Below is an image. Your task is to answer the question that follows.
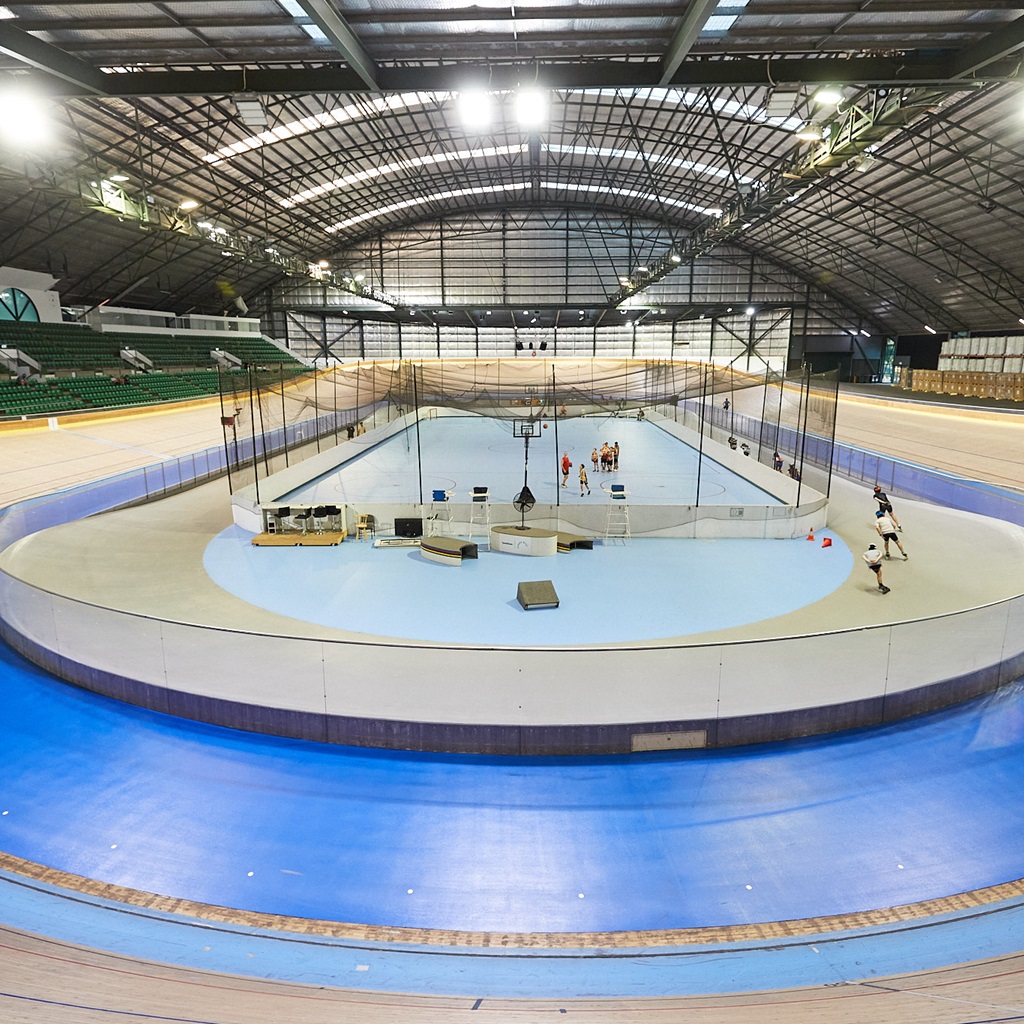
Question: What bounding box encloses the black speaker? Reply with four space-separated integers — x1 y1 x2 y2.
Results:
395 517 423 538
517 580 559 610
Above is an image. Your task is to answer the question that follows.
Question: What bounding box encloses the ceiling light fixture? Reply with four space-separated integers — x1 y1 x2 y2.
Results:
0 86 53 150
179 199 200 211
812 86 843 106
745 306 755 316
795 121 823 142
924 325 937 334
670 253 682 263
456 88 494 130
108 173 130 182
515 87 548 128
317 259 330 268
234 93 268 129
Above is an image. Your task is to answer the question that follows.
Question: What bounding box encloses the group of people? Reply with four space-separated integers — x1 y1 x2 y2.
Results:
862 485 907 594
592 441 619 474
560 440 620 496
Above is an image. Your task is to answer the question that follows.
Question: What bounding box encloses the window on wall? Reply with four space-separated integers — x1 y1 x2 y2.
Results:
0 287 40 322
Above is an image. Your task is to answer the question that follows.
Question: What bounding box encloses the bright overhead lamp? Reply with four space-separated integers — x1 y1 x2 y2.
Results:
636 266 648 274
197 221 213 229
317 259 330 268
745 306 755 316
860 329 870 337
924 325 937 334
812 86 843 106
456 88 494 130
0 86 53 151
1018 317 1024 326
515 87 548 128
795 121 823 142
108 173 130 182
179 199 200 211
670 253 682 263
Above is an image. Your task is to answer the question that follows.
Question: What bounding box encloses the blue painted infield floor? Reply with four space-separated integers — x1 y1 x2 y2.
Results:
204 526 852 643
281 416 781 507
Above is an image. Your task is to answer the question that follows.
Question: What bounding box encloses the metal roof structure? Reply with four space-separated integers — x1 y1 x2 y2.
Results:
1 0 1023 334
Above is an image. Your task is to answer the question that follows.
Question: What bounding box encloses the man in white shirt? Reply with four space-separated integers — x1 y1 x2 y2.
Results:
863 544 890 593
875 510 908 560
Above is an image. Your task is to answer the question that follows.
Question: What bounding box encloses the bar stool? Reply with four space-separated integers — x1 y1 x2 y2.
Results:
293 507 313 535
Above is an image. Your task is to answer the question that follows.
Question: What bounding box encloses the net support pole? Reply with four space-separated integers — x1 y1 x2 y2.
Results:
757 359 771 460
247 365 261 504
217 363 234 493
695 361 707 508
256 371 271 476
825 369 840 498
412 361 424 506
279 363 290 468
552 365 560 508
313 359 321 454
796 363 811 506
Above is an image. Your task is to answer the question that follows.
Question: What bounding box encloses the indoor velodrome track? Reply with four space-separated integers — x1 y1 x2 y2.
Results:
1 385 1024 1023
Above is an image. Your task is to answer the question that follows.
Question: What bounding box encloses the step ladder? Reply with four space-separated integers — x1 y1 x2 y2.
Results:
468 486 491 548
427 488 454 537
605 484 631 542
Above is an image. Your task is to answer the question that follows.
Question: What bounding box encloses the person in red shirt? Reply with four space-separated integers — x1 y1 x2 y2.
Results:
561 451 571 488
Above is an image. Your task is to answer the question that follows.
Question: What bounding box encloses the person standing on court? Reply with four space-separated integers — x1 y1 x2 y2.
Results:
872 485 903 530
613 441 619 471
591 447 598 473
863 544 890 593
561 451 571 488
579 461 590 496
875 509 908 559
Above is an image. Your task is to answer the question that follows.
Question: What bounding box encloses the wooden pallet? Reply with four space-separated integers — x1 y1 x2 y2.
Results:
251 530 347 547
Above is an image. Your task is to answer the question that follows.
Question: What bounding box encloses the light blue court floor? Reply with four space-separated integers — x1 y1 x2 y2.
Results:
3 632 1024 995
281 415 780 506
204 526 852 643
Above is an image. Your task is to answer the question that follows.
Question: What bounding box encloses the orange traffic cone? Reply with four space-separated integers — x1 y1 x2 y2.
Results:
821 537 832 548
806 530 815 541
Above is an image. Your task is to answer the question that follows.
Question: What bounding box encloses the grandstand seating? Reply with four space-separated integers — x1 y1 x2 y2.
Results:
0 321 306 418
0 321 302 374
